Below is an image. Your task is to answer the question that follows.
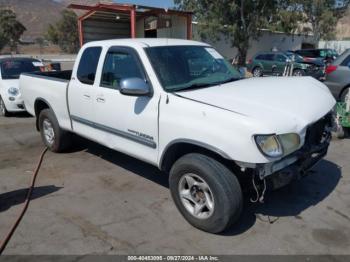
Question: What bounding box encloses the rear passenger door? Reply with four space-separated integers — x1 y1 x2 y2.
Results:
68 46 102 138
92 46 159 164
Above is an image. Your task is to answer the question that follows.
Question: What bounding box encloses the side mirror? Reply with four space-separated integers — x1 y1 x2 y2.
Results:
120 77 151 96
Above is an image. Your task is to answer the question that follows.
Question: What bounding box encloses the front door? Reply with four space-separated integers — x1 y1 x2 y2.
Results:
262 54 275 75
273 54 288 76
92 46 159 164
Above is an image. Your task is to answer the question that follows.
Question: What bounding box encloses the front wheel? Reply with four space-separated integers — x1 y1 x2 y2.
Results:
169 153 243 233
252 67 263 77
0 97 10 117
292 69 305 76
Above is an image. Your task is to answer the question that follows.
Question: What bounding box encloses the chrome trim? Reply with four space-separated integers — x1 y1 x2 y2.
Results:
71 115 157 149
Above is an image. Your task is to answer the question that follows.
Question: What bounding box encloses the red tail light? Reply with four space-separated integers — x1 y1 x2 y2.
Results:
325 65 338 74
248 59 252 64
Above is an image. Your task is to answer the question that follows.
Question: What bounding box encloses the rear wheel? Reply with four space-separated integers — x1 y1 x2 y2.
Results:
0 97 10 117
39 109 71 152
252 67 263 77
169 153 243 233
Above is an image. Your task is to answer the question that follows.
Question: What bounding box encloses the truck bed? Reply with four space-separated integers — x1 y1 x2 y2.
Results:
22 70 72 82
20 71 72 131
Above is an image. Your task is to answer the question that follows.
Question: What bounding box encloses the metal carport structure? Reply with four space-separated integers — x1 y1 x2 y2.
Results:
68 3 193 46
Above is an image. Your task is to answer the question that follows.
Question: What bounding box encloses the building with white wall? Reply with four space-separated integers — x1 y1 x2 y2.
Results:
193 25 316 62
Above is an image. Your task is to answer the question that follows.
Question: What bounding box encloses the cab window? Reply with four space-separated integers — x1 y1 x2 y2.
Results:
101 50 144 89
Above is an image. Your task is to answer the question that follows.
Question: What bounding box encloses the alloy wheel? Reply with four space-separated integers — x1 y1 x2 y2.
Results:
178 173 215 219
43 119 55 145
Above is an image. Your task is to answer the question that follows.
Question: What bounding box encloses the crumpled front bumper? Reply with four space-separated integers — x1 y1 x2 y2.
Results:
256 111 332 189
258 133 330 176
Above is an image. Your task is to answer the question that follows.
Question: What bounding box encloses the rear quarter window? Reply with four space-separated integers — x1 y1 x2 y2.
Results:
340 54 350 67
77 46 102 85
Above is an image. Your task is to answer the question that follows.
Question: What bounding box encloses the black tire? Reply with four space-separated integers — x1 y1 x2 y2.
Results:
292 69 305 76
169 153 243 233
252 66 263 77
38 109 71 152
0 96 10 117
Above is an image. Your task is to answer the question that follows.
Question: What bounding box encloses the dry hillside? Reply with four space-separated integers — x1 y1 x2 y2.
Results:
337 8 350 40
0 0 112 42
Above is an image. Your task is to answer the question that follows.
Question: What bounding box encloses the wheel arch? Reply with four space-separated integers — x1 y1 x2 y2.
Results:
159 139 241 174
339 85 350 101
34 98 53 131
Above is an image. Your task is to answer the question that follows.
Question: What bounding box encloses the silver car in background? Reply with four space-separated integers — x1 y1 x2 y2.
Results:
324 49 350 101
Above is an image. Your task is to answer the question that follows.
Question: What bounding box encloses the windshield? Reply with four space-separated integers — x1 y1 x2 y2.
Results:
1 60 40 79
146 46 241 92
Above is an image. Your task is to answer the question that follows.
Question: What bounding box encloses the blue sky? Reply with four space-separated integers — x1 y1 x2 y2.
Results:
114 0 175 8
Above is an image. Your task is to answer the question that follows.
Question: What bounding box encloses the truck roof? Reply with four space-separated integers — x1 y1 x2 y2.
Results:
83 38 210 48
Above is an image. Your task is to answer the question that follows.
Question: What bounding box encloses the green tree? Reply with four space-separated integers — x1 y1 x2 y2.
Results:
297 0 350 42
175 0 279 65
45 9 79 53
269 0 304 34
0 9 26 52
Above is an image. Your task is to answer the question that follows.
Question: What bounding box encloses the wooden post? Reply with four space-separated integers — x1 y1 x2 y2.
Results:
130 8 136 38
78 19 83 47
186 14 192 40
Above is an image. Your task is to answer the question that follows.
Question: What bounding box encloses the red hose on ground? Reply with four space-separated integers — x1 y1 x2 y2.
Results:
0 147 48 255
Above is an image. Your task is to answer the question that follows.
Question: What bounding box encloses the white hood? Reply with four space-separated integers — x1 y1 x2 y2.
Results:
176 76 335 132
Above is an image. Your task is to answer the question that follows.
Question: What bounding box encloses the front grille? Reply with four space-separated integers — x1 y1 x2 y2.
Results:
304 113 332 147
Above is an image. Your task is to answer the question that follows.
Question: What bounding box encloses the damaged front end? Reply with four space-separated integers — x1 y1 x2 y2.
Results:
248 113 332 202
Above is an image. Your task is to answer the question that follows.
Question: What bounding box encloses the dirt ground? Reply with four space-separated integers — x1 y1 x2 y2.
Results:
0 115 349 255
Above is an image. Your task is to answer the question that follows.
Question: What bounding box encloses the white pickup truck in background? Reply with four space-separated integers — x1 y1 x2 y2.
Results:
20 39 336 233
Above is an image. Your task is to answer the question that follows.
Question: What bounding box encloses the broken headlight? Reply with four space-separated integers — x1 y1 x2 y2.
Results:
255 133 300 158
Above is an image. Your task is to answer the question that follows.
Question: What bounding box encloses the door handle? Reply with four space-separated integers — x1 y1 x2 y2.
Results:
83 94 91 99
96 97 105 103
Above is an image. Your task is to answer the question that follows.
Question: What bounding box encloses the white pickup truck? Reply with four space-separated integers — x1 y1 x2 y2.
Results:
20 39 335 233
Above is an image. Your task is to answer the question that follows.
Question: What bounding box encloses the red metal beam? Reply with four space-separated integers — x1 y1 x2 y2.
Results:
68 3 134 12
130 8 136 38
78 19 83 47
78 10 96 47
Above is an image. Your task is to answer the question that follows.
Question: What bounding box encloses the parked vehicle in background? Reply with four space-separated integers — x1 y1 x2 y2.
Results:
20 39 335 233
0 57 43 117
294 49 338 64
247 51 325 79
324 49 350 102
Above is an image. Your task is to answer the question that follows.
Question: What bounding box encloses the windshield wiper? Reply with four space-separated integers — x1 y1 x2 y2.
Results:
172 77 240 92
172 82 216 92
